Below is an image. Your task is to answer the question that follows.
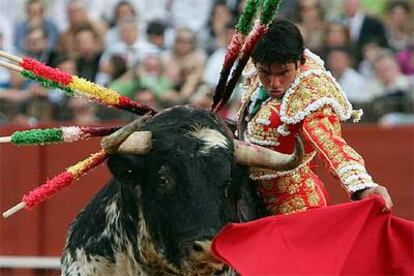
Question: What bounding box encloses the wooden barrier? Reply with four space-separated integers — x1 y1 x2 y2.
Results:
0 123 412 273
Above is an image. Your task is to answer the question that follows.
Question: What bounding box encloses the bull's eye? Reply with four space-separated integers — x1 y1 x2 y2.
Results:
158 165 175 192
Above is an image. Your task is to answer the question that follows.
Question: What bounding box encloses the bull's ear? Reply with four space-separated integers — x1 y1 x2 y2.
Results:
107 154 144 186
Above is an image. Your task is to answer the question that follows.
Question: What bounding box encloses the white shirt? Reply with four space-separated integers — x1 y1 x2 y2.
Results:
346 11 365 42
170 0 213 32
100 39 160 68
337 68 371 103
99 0 169 25
49 0 104 32
203 48 225 89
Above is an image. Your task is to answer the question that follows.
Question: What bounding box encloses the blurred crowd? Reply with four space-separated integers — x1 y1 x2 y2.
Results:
0 0 413 126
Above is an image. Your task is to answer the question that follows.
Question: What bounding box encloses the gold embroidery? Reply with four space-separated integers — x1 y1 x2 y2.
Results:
305 178 314 188
246 100 283 144
288 183 298 194
322 107 333 116
307 190 320 207
321 118 335 133
257 104 272 122
284 73 350 121
247 122 280 142
342 146 363 161
292 173 301 183
253 164 327 215
275 177 288 193
303 108 373 194
278 197 306 215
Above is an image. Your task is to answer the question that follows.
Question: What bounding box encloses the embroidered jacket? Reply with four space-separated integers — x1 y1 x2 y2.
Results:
237 50 377 214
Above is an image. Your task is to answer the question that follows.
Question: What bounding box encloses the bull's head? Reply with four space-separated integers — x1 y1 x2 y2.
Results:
101 106 303 274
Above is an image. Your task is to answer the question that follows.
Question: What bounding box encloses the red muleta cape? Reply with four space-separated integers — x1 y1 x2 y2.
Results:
212 196 414 275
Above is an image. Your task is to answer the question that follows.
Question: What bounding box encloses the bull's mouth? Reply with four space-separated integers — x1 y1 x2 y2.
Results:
182 259 229 275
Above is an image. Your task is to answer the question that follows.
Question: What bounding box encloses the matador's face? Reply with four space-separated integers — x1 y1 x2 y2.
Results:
256 61 300 99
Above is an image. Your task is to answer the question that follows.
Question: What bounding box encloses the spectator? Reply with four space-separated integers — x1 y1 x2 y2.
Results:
105 54 172 105
106 66 138 101
136 54 173 104
226 0 243 15
100 17 159 69
202 19 241 120
68 97 100 124
4 0 412 127
107 55 128 82
161 27 207 105
97 0 169 29
318 0 342 21
0 68 52 124
169 0 214 32
276 0 299 19
50 0 109 32
320 21 352 62
294 0 325 55
342 0 388 64
0 0 24 52
372 51 412 95
189 84 213 110
47 55 77 121
0 16 13 53
131 0 169 27
95 54 128 86
326 47 370 104
25 82 53 123
135 86 160 110
203 21 236 90
104 1 138 47
146 20 167 51
358 41 383 79
21 27 52 63
395 43 414 76
378 112 414 126
0 70 32 124
73 26 103 81
198 1 233 56
56 0 107 57
14 0 59 54
360 0 388 17
369 51 414 119
384 0 412 52
97 52 169 121
95 55 136 121
0 32 9 83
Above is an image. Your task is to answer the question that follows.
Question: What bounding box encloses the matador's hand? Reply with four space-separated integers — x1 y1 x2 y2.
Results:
360 185 393 212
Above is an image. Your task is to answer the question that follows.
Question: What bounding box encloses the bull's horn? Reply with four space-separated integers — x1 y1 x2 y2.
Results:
101 113 152 154
234 136 304 171
116 131 152 155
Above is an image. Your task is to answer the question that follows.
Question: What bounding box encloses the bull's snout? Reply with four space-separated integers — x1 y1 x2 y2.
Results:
189 240 211 256
187 240 224 271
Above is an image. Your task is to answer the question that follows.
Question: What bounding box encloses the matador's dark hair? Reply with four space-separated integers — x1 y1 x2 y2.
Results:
251 19 305 65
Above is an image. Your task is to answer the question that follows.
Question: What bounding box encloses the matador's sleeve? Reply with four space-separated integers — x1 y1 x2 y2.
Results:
301 106 378 195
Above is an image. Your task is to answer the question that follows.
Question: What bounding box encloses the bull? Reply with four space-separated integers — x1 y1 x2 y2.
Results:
61 106 303 275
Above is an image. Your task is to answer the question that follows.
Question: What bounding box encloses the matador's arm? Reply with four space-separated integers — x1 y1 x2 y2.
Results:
301 106 378 197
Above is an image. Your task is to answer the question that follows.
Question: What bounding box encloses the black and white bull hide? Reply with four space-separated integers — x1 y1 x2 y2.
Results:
61 106 302 275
